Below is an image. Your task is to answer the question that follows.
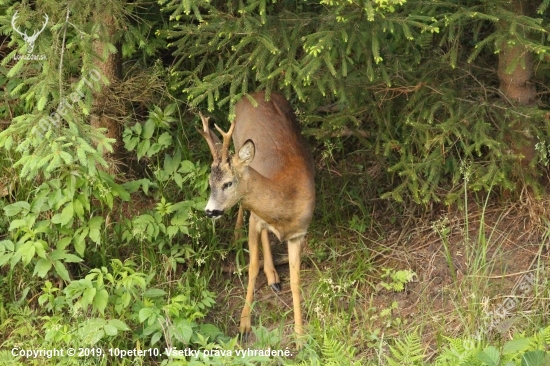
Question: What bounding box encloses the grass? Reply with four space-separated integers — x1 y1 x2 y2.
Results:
2 141 550 365
205 155 550 364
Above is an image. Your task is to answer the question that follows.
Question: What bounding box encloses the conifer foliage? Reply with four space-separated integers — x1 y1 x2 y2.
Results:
163 0 550 202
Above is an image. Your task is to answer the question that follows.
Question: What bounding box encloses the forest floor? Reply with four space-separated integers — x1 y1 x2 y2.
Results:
205 182 550 362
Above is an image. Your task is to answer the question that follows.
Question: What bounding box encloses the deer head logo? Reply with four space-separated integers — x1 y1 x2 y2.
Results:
11 11 49 54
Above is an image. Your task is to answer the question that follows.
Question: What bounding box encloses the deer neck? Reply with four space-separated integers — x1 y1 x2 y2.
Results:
239 167 293 235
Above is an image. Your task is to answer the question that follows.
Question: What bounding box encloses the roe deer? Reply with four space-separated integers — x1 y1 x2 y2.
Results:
197 91 315 339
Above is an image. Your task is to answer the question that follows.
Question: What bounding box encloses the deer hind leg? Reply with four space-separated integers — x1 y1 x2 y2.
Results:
239 214 261 335
287 237 303 336
261 228 281 292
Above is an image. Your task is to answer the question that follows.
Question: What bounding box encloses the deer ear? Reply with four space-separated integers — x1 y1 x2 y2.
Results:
238 139 255 165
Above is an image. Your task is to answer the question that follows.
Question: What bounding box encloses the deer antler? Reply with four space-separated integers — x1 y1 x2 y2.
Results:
215 120 235 163
197 112 235 163
197 112 221 161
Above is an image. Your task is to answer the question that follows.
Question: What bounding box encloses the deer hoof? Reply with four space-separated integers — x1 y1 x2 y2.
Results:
238 332 250 343
270 282 282 292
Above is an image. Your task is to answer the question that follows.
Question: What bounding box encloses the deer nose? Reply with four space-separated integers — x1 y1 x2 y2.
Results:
205 209 223 218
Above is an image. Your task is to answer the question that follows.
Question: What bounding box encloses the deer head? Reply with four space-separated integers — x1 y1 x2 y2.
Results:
197 112 253 218
11 11 49 54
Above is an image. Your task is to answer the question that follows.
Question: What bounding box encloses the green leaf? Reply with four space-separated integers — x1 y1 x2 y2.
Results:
34 258 52 277
59 202 74 226
78 320 105 346
104 324 118 336
163 103 176 116
63 254 83 263
179 160 195 173
18 241 35 265
142 119 155 139
477 346 500 366
0 240 14 252
73 227 89 256
167 225 179 237
111 183 130 201
57 236 72 250
198 324 223 339
123 179 155 194
82 287 97 308
34 241 47 258
173 173 183 188
9 219 27 231
158 132 172 147
73 199 85 219
88 216 104 244
143 288 167 298
502 338 531 355
108 319 130 331
138 307 157 325
0 253 13 266
53 260 70 281
4 201 30 216
137 139 151 160
522 350 546 366
93 289 109 315
172 319 194 344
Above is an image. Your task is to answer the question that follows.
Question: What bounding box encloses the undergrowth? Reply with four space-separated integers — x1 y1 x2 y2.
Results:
0 105 549 365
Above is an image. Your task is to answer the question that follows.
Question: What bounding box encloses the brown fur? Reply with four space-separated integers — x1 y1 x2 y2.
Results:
199 91 315 341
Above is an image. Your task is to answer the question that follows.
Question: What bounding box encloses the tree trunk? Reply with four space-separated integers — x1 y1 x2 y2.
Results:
91 9 122 173
497 0 536 164
497 0 536 104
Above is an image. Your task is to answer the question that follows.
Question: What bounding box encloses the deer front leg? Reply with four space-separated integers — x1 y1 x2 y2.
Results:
239 214 261 335
287 237 303 336
261 228 281 292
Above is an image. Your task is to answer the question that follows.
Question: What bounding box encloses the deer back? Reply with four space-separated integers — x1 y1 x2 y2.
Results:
232 91 315 239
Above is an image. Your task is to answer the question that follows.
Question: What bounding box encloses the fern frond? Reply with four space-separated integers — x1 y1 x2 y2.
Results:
385 332 424 366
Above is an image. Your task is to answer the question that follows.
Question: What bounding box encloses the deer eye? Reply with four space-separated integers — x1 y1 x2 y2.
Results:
222 182 233 190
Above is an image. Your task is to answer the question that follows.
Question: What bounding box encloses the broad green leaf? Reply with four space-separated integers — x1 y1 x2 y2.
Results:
57 236 72 250
179 160 195 173
34 241 47 258
64 254 83 263
142 119 155 139
137 139 151 160
477 346 500 366
138 307 158 325
0 253 13 266
108 319 130 331
502 338 531 355
9 219 27 231
53 260 70 281
18 241 35 265
143 288 167 298
34 258 52 277
0 239 15 252
111 183 130 201
158 132 172 147
82 287 97 308
73 199 85 219
104 323 118 336
522 350 546 366
74 227 89 256
172 323 193 344
93 289 109 315
59 202 74 226
88 216 104 244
